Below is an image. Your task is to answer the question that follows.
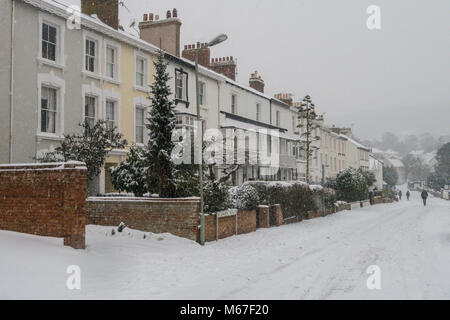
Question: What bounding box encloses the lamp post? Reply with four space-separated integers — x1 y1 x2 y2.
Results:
195 34 228 246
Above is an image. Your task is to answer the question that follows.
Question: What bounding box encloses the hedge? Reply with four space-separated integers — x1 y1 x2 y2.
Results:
244 181 336 219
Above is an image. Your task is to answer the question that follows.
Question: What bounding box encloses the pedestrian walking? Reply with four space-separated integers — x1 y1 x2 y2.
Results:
398 190 403 201
406 190 411 201
421 190 429 207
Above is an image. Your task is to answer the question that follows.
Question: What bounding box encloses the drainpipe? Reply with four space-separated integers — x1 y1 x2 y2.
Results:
9 0 15 163
216 79 221 129
269 99 272 125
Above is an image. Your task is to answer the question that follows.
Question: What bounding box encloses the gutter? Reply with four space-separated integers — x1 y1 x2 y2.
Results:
9 0 15 163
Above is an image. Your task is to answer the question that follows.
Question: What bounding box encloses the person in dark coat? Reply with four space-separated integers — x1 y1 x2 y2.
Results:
421 190 429 206
398 190 403 200
406 190 411 201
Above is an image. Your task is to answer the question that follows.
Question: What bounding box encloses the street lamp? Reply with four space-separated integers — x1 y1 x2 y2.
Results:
195 34 228 246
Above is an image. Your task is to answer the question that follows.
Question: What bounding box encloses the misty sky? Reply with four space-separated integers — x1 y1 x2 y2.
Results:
61 0 449 140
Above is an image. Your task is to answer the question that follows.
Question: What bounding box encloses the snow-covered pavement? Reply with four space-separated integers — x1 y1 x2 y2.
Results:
1 191 449 300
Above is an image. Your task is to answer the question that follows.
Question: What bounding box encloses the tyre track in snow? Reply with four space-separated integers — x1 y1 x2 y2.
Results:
218 197 450 300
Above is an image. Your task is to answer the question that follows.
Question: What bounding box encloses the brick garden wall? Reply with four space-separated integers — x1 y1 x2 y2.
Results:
86 198 200 241
204 210 257 242
0 162 87 249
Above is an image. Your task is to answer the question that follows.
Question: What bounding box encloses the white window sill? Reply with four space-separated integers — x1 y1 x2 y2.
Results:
134 85 150 94
36 133 64 142
109 149 129 156
37 57 65 70
82 71 103 81
104 77 122 86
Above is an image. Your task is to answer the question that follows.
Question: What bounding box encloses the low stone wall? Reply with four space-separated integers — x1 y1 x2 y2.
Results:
0 162 87 249
372 196 383 205
205 210 257 242
86 197 200 241
361 200 371 207
350 202 362 210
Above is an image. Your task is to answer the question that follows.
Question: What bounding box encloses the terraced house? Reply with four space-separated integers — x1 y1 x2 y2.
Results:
1 0 373 194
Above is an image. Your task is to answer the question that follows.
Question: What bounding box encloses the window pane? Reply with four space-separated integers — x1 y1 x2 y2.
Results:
43 24 49 41
106 102 114 120
41 87 57 133
85 97 95 118
107 63 114 78
107 47 114 63
88 57 95 72
48 43 56 61
89 41 95 56
136 108 144 125
106 47 115 78
49 25 56 44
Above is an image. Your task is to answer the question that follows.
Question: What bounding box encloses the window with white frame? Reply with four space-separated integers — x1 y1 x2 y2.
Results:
105 100 116 131
136 57 145 87
42 23 57 62
106 46 116 79
231 94 237 115
85 39 97 73
276 111 281 127
40 86 57 134
199 82 205 106
292 116 296 131
175 69 188 101
84 96 96 127
256 103 261 121
175 114 196 129
135 106 146 144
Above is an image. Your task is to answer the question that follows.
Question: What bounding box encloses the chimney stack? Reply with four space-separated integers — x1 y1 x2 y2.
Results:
249 71 265 93
210 56 237 81
81 0 119 30
182 43 211 68
139 8 182 56
274 93 294 106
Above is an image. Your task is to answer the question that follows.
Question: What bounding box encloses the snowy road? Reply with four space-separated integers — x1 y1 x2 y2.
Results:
1 191 450 300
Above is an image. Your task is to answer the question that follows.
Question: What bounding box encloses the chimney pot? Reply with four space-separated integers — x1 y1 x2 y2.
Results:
173 8 178 18
149 13 154 21
167 10 172 19
143 14 148 21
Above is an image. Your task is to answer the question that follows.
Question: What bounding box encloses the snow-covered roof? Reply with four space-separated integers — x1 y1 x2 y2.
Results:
340 135 371 152
387 158 404 168
369 156 383 170
221 117 301 141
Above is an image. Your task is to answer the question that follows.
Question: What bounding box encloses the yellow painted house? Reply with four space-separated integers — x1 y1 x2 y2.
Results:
97 38 157 193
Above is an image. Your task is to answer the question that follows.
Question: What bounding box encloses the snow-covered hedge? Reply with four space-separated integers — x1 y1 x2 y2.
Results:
244 181 336 219
336 168 369 202
229 184 260 211
204 181 230 214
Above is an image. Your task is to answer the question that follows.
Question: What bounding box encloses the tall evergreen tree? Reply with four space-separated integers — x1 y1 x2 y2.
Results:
146 50 177 197
297 95 320 184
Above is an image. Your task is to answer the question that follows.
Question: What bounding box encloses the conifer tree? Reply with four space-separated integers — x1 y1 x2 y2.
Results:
297 95 320 184
146 50 177 197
